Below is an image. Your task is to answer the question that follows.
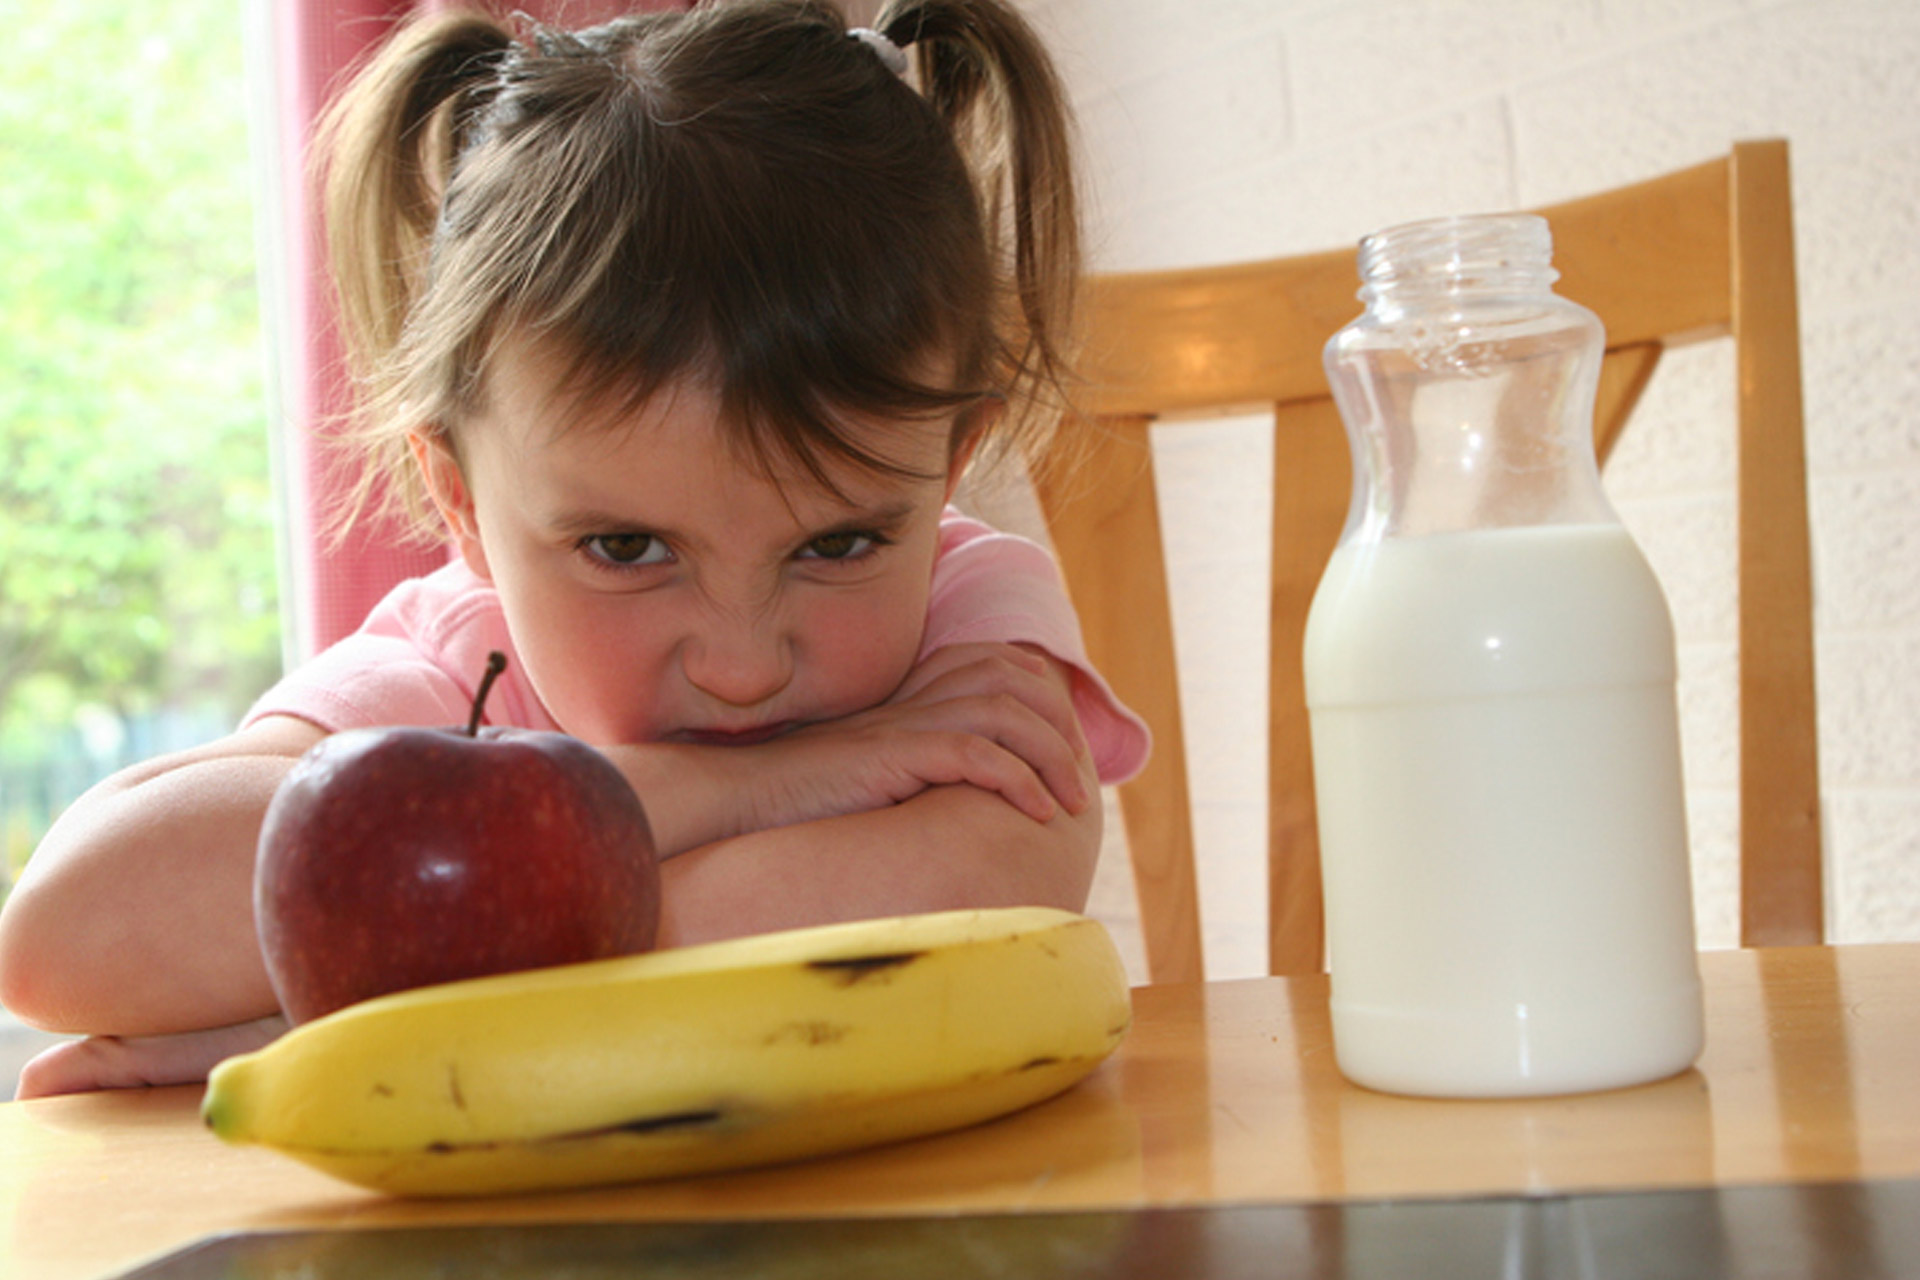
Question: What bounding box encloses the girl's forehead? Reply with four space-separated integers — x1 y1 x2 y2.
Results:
481 335 959 483
474 339 955 510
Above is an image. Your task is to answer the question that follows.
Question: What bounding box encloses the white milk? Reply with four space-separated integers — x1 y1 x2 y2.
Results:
1303 523 1704 1097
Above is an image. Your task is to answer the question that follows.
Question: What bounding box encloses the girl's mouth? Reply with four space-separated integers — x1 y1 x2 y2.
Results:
674 723 795 748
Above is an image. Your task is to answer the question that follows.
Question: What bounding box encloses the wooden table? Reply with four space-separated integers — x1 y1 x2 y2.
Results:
4 944 1917 1279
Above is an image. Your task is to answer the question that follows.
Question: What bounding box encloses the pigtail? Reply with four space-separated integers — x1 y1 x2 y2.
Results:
316 13 513 397
877 0 1082 456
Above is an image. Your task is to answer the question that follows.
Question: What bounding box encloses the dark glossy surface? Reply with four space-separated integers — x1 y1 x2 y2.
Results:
120 1180 1920 1280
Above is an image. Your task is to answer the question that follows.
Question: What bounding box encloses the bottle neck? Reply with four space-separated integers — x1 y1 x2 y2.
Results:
1358 213 1558 309
1324 213 1616 541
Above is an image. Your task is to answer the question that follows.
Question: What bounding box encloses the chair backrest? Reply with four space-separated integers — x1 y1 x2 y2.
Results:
1034 139 1821 983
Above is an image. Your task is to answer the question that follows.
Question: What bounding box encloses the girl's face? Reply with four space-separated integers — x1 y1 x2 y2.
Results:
416 340 965 747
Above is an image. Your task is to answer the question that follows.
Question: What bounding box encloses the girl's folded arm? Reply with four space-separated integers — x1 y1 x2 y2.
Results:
626 642 1105 944
0 715 326 1037
603 640 1096 861
653 753 1104 950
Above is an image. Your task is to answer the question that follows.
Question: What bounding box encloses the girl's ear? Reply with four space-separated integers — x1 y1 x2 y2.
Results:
943 398 1001 503
409 431 493 582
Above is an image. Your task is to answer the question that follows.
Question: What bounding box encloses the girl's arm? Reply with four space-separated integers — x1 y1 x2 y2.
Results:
3 646 1100 1093
0 716 327 1037
604 642 1094 859
645 644 1105 947
657 761 1102 949
13 737 1097 1100
0 645 1085 1039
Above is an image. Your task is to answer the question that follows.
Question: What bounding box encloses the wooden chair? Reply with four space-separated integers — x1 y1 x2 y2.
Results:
1035 139 1821 983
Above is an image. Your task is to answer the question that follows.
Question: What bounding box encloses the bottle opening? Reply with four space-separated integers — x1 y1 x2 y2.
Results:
1357 214 1557 300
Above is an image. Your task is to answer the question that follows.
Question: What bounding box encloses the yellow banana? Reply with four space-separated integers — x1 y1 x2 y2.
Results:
203 906 1130 1197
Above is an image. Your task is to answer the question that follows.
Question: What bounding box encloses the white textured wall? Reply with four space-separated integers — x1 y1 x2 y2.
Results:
998 0 1920 980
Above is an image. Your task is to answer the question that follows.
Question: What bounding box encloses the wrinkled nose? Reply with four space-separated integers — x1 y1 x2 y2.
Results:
681 618 794 709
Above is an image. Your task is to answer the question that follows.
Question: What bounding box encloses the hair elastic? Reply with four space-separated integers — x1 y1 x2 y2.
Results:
848 27 909 76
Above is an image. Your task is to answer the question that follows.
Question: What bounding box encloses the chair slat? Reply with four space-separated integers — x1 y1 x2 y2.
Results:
1267 397 1350 976
1730 141 1824 946
1031 416 1204 984
1594 344 1665 465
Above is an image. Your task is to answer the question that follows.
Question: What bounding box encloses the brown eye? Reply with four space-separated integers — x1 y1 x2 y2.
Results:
800 531 876 561
583 533 668 567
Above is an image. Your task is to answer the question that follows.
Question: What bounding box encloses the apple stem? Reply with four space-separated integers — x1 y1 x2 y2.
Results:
468 651 508 737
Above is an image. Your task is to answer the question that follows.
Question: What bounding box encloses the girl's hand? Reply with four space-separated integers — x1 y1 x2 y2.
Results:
721 642 1093 839
13 1015 288 1099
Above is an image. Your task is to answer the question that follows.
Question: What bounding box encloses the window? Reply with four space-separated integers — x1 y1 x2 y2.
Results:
0 2 279 893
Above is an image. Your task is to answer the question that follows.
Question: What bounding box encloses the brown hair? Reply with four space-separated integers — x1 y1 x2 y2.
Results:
318 0 1081 541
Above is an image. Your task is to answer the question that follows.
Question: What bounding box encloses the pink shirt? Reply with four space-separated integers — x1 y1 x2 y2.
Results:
246 510 1149 785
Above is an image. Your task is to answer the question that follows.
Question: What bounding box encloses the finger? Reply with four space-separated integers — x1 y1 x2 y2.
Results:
894 646 1083 750
990 712 1093 816
888 643 1036 705
14 1017 287 1099
918 695 1091 816
16 1038 155 1098
915 731 1062 824
895 642 1050 700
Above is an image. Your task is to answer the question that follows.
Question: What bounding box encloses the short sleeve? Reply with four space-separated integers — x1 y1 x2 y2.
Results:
243 563 558 734
924 510 1151 785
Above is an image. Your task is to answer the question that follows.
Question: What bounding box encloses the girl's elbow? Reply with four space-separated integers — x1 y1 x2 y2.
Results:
1036 779 1104 912
0 893 78 1032
959 785 1103 914
0 851 134 1034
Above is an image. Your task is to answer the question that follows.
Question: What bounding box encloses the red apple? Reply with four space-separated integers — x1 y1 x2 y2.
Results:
255 653 659 1023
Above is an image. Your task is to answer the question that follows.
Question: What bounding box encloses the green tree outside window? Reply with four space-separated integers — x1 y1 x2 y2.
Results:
1 1 280 889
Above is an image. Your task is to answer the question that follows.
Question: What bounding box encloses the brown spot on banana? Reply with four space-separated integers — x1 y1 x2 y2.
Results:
806 951 925 984
611 1109 727 1135
415 1108 730 1157
764 1020 850 1046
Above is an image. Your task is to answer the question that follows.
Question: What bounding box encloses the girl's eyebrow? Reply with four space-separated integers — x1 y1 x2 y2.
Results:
800 498 921 538
546 507 653 539
545 496 925 542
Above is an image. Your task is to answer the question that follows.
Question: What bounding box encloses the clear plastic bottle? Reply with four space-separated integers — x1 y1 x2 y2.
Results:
1304 214 1704 1097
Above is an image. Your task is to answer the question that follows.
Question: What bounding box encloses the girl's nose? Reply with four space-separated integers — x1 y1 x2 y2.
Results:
681 620 795 709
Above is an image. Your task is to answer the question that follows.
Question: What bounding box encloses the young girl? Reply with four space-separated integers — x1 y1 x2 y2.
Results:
0 0 1147 1096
